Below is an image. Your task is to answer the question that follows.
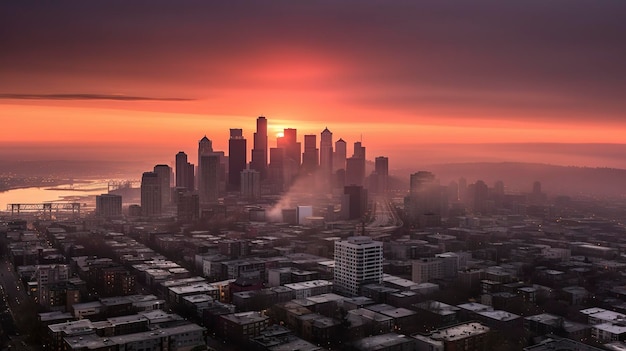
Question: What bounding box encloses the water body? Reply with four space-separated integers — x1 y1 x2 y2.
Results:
0 181 108 211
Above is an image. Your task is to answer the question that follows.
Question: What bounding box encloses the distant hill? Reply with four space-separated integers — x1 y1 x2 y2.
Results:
391 162 626 197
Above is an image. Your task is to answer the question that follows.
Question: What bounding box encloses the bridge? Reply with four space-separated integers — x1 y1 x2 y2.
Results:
6 203 81 217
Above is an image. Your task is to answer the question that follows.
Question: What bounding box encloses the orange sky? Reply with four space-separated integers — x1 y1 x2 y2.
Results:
1 1 625 168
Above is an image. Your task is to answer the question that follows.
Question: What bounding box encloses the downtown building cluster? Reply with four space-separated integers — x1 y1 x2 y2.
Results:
124 116 390 223
5 118 626 351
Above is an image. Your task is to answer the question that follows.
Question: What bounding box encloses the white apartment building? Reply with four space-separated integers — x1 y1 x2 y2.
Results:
334 236 383 296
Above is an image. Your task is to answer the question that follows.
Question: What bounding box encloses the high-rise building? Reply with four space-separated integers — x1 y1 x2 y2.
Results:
241 169 261 200
251 116 268 179
405 171 445 228
268 147 286 193
473 180 489 214
198 136 214 193
342 185 368 220
176 188 199 222
345 157 365 186
277 128 301 166
373 156 389 195
198 136 213 161
228 129 247 190
345 141 366 186
95 194 122 218
175 152 194 191
301 134 318 173
320 128 333 179
153 164 171 209
199 154 220 204
353 141 366 160
333 138 347 172
334 236 383 296
141 172 161 216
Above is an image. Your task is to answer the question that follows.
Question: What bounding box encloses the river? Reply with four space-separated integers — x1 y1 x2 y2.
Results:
0 181 110 211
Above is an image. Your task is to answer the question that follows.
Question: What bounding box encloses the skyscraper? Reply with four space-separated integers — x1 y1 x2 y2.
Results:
277 128 301 166
333 138 347 173
228 128 247 190
199 154 220 204
241 169 261 200
405 171 444 228
251 116 268 179
345 141 366 186
141 172 161 216
301 134 318 173
342 185 368 220
334 236 383 296
175 151 194 191
198 136 214 193
320 128 333 179
153 164 171 209
374 156 389 195
345 157 365 186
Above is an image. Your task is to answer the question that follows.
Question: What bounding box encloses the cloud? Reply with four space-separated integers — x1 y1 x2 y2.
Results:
0 93 194 101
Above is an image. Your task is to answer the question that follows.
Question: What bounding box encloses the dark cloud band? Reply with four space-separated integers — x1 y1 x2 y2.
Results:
0 93 193 101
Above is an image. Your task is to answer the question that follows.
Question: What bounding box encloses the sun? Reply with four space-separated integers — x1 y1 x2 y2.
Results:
276 132 284 138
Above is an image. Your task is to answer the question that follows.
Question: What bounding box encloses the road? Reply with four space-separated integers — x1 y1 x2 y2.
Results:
366 196 403 235
0 257 33 351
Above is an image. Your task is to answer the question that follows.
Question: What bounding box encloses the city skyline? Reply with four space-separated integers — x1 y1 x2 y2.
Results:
1 1 626 169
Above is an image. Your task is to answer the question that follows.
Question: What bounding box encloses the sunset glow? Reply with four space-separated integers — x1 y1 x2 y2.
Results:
1 1 625 168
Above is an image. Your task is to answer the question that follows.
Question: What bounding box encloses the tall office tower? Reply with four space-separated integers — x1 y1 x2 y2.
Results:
301 134 318 174
353 141 366 160
175 152 194 191
405 171 444 228
175 188 199 222
198 136 213 159
268 147 285 192
333 138 347 172
228 129 247 190
197 136 214 192
320 128 333 179
473 180 489 214
277 128 301 165
334 236 383 296
529 180 547 204
95 194 122 217
199 155 220 204
251 116 268 179
458 177 468 202
374 156 389 195
342 185 368 220
345 157 365 186
175 151 188 189
153 164 171 209
186 162 195 191
241 169 261 200
141 172 161 216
